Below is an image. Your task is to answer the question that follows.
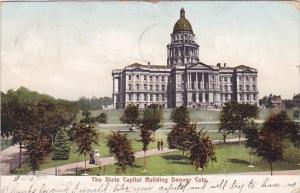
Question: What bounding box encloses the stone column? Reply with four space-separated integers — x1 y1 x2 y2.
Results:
195 73 198 90
202 73 205 90
189 73 191 90
196 93 199 103
113 76 116 108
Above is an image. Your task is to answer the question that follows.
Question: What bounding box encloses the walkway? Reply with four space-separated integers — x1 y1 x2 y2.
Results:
0 145 26 175
39 138 245 175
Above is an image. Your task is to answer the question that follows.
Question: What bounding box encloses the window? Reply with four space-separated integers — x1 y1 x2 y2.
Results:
150 85 153 91
225 94 228 101
230 77 233 83
253 94 256 100
246 85 249 91
136 104 139 109
162 94 165 101
144 84 147 90
247 94 250 101
252 77 256 82
181 74 184 81
137 93 140 101
224 77 228 83
150 76 153 81
144 104 147 108
239 85 242 91
156 76 159 81
162 85 165 91
220 85 223 91
128 75 131 80
128 84 132 91
156 94 159 101
162 76 164 81
224 85 228 91
219 77 222 82
240 94 243 101
239 76 242 81
253 85 256 91
144 75 147 81
246 76 249 81
144 94 147 101
136 84 140 91
129 94 132 101
156 85 159 91
136 75 139 80
212 83 215 89
150 94 153 101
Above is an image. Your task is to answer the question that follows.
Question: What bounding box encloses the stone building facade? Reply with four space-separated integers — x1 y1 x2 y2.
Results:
112 8 259 109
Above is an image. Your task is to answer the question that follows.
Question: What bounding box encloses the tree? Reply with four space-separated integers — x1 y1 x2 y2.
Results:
288 122 300 150
141 104 163 134
189 129 216 172
52 128 71 160
96 113 107 123
106 131 135 174
244 121 259 166
74 123 99 174
167 123 198 156
80 110 95 123
25 128 50 175
120 104 140 128
263 111 291 138
170 106 190 127
256 129 284 175
140 128 153 170
219 101 258 142
293 110 300 119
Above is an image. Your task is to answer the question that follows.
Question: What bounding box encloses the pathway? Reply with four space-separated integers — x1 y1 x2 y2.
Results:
0 145 26 175
39 138 245 175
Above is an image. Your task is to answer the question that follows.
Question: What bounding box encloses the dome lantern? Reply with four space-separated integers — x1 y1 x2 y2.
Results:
173 8 193 33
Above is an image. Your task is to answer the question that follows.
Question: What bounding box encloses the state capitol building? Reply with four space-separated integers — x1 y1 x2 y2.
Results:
112 8 259 109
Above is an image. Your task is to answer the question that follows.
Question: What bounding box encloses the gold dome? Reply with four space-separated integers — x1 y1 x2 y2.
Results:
173 8 193 33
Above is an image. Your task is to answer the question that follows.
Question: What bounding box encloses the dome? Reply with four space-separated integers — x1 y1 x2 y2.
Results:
173 8 193 33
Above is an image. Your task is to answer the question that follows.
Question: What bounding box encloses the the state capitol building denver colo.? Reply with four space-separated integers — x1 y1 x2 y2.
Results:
112 8 259 109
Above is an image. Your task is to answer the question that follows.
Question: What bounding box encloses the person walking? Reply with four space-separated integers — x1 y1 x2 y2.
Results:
160 139 164 151
157 139 161 151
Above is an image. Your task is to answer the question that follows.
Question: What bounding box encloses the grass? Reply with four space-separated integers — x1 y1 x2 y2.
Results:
83 108 300 125
14 130 241 174
1 138 12 151
87 142 300 176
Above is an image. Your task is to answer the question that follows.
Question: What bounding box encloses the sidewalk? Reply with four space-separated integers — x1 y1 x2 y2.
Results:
0 145 25 175
39 138 246 175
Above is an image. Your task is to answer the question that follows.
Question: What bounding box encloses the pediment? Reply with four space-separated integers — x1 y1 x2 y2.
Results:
188 62 213 70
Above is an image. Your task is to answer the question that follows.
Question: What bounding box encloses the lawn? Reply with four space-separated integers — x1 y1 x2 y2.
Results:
1 138 12 151
83 108 300 125
87 142 300 176
14 130 242 174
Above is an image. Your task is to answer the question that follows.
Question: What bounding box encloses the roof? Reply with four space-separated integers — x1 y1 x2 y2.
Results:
125 63 168 69
173 8 193 33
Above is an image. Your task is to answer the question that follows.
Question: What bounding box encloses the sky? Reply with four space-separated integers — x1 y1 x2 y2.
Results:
1 1 299 100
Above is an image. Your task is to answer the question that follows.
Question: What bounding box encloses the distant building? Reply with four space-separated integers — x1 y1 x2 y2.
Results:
293 94 300 107
112 8 259 109
269 95 285 108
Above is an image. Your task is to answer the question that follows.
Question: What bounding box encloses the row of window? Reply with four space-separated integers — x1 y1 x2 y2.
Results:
240 94 257 101
239 85 256 91
128 75 167 82
172 33 194 41
219 76 256 83
128 93 165 102
134 103 166 109
128 84 166 91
